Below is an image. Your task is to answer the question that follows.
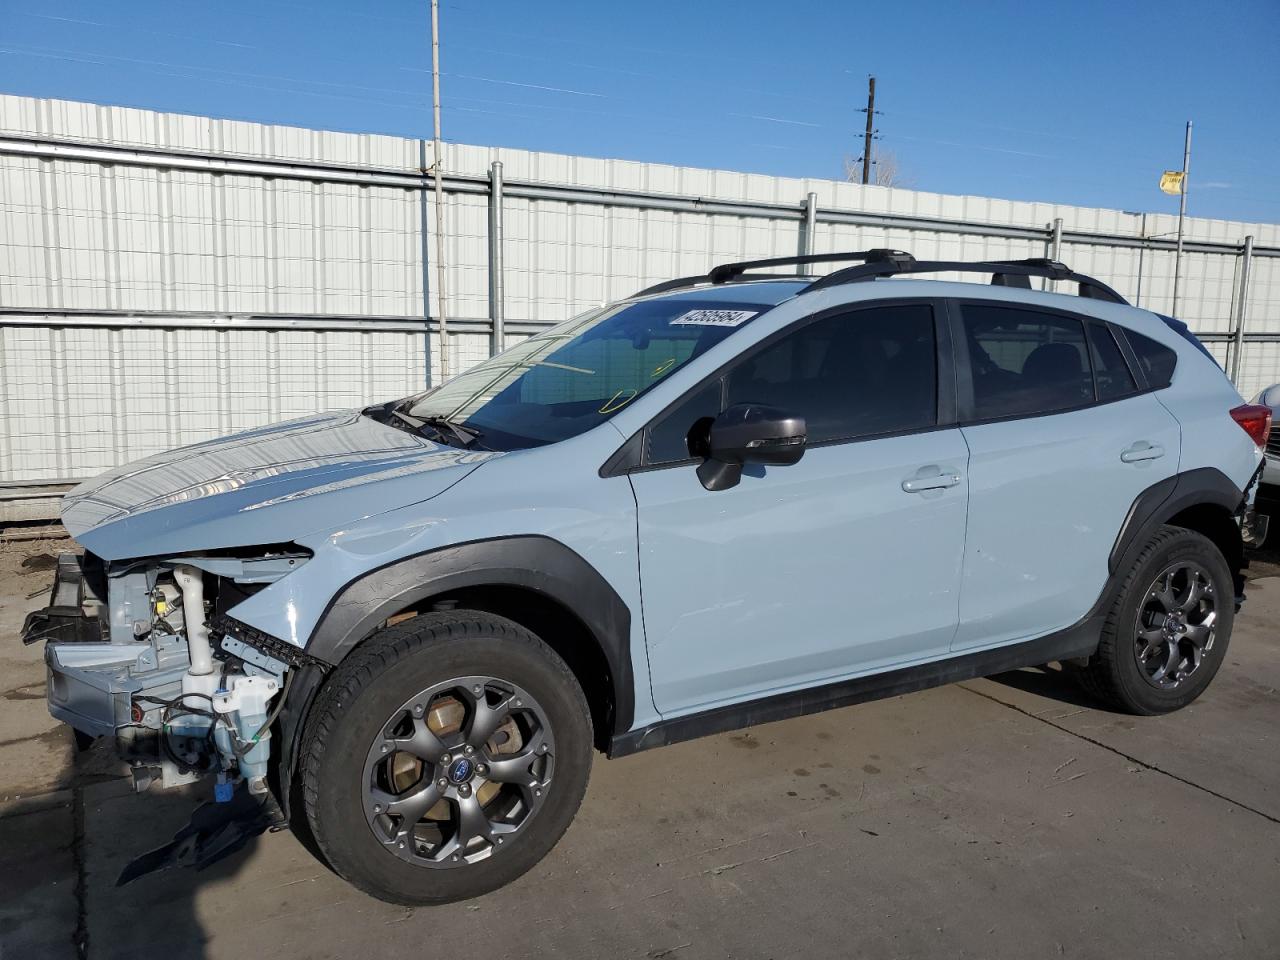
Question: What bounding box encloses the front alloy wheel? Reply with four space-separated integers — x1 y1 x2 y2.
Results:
363 676 555 866
302 612 593 905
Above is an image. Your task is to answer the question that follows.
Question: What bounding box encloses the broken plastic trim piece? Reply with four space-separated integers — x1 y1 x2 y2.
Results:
210 614 329 673
116 783 285 885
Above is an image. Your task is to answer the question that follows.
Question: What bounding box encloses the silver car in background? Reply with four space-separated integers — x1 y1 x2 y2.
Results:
1253 384 1280 491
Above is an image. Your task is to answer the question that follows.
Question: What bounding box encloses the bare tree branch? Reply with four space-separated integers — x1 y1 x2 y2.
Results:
844 149 912 188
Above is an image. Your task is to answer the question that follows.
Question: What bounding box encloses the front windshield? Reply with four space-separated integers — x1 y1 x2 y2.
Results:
403 298 770 449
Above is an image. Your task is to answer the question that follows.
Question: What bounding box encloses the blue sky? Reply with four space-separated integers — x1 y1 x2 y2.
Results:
1 0 1276 222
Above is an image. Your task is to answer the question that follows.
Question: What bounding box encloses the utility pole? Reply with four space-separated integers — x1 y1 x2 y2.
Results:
1171 120 1192 317
430 0 450 379
860 75 876 185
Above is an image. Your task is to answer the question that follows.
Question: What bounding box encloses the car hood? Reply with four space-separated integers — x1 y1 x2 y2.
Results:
62 410 498 560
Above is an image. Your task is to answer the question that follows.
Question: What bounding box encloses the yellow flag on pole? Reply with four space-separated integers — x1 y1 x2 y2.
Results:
1159 170 1185 195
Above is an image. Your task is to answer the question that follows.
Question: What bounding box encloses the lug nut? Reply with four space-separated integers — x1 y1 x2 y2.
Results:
477 764 488 776
464 745 474 755
441 753 451 764
459 784 471 798
438 778 448 788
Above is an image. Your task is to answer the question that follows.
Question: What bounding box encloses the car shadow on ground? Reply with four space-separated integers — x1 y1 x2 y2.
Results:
78 754 260 960
80 741 357 960
983 535 1280 714
983 663 1111 711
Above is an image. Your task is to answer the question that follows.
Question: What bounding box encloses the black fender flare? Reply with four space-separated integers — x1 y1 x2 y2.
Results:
273 536 635 822
306 536 633 716
1109 466 1246 576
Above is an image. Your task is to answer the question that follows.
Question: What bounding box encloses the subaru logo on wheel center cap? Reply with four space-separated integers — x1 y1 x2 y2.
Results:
448 757 474 784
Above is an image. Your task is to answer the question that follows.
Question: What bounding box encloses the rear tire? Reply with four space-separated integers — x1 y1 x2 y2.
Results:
1078 525 1233 715
300 611 593 905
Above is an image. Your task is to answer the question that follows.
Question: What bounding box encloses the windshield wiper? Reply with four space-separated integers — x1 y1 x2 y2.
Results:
414 414 482 448
372 404 481 448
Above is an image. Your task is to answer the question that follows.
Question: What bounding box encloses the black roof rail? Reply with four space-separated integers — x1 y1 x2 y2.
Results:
706 249 914 284
629 251 1126 305
803 256 1128 304
630 249 913 299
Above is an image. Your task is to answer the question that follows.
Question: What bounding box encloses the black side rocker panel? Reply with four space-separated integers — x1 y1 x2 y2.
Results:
304 535 635 737
609 615 1102 757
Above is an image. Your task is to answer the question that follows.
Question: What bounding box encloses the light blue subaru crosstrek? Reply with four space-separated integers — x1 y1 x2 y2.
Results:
26 250 1270 904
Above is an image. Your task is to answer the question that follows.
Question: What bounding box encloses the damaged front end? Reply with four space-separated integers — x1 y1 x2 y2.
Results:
26 545 320 881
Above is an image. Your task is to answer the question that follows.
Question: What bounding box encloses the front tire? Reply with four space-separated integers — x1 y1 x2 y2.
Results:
1079 525 1234 715
300 611 593 905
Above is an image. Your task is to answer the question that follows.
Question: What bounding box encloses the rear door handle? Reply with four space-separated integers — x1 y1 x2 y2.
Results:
902 470 962 493
1121 441 1165 463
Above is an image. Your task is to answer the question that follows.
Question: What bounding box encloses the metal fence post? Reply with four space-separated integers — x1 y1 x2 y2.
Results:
801 192 817 272
489 160 506 355
418 139 434 386
1229 235 1254 387
1134 212 1148 308
1045 217 1063 291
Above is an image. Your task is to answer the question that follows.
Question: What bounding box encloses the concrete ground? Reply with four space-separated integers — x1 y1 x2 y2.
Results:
1 537 1277 960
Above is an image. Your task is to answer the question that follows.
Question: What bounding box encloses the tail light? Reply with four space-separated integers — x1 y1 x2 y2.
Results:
1230 403 1271 448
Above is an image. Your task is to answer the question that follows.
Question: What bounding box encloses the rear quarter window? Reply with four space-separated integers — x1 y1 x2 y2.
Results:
1124 329 1178 390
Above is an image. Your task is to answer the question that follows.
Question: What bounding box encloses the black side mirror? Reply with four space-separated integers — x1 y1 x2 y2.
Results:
695 403 806 491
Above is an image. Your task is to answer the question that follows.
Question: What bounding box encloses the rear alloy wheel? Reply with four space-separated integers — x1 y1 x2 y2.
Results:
1133 561 1217 690
302 612 593 905
1078 525 1233 714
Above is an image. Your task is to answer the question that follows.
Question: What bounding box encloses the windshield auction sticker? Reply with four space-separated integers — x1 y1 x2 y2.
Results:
669 309 757 328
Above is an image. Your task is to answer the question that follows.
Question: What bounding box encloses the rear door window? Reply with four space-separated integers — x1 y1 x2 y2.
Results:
959 304 1092 419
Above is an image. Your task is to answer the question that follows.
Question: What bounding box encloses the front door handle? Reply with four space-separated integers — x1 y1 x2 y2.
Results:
902 470 962 493
1121 441 1165 463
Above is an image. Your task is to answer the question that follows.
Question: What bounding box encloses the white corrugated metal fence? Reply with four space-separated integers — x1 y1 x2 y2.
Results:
1 94 1277 519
